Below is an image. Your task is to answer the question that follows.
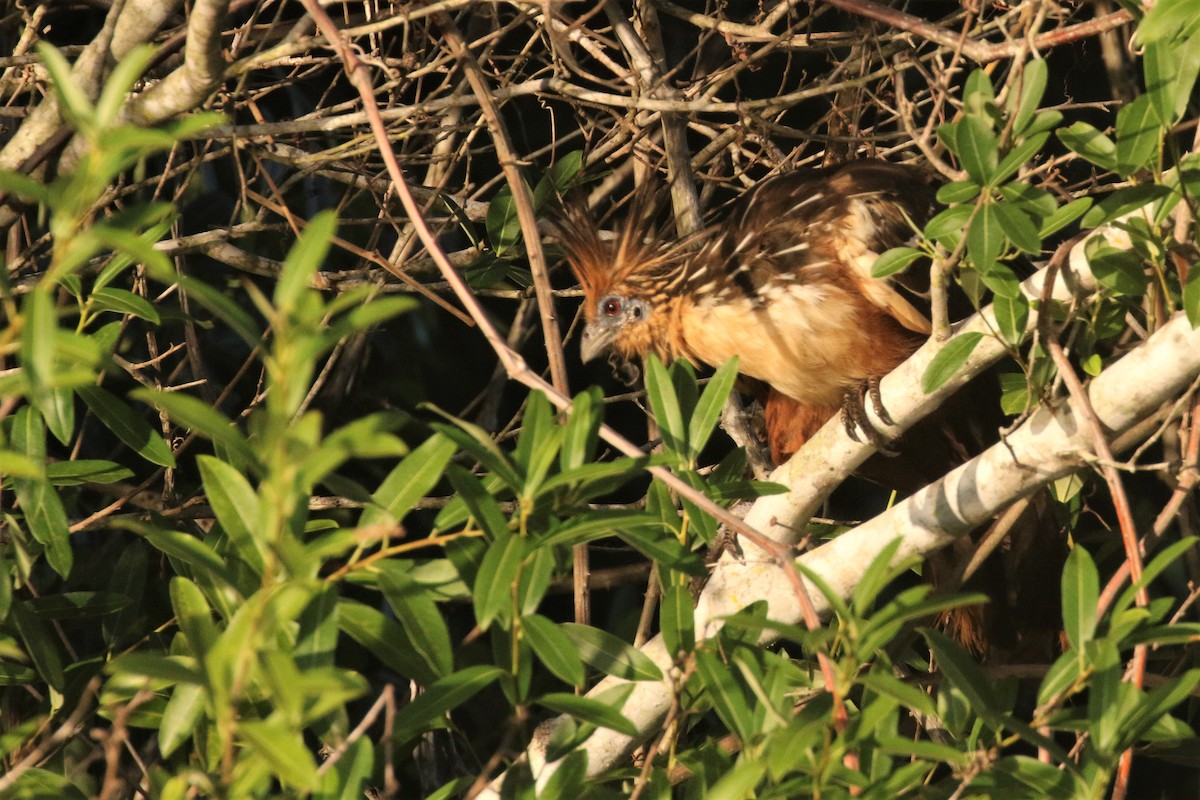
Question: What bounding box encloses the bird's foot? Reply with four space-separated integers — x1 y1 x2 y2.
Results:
841 379 899 456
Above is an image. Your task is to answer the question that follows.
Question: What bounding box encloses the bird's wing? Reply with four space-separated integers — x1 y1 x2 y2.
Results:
689 161 936 334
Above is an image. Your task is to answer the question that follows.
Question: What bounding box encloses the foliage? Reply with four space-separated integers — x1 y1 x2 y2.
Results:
0 2 1199 800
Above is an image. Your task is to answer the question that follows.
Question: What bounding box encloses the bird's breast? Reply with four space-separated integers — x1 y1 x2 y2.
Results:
679 281 918 408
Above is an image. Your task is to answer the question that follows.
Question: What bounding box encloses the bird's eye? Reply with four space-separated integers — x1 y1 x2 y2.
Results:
601 297 621 316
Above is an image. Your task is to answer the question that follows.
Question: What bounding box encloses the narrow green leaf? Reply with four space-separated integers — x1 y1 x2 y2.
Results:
696 649 753 742
159 682 205 757
688 356 739 458
26 591 130 619
560 386 602 471
538 692 638 735
295 585 340 671
276 211 336 314
993 294 1030 346
78 385 175 467
36 43 94 132
660 583 696 656
1039 197 1092 238
170 577 219 656
11 601 65 691
44 459 133 486
393 665 504 740
473 532 527 631
936 181 980 205
992 201 1042 254
560 623 664 681
131 388 254 471
1061 546 1099 650
1057 122 1118 171
1080 184 1172 228
921 332 984 394
335 427 446 521
381 569 453 679
871 247 924 278
1086 239 1147 296
644 355 686 458
314 736 374 800
239 719 320 791
922 628 999 718
197 455 263 571
337 598 439 686
523 614 585 686
1115 95 1163 175
1011 59 1048 134
954 115 1000 185
12 408 72 578
89 287 160 323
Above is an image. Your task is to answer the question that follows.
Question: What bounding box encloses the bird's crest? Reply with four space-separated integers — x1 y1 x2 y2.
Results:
549 189 685 312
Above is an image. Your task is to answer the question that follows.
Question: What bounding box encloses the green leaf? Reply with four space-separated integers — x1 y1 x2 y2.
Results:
392 665 505 740
688 357 739 459
239 719 320 791
523 614 585 686
936 181 980 205
560 386 602 471
871 247 924 278
314 736 374 800
355 431 453 532
993 294 1030 346
36 43 94 133
159 682 205 757
89 287 160 323
1086 239 1147 296
12 407 72 578
473 532 528 631
77 385 175 468
696 649 753 742
660 583 696 656
276 211 336 315
1137 0 1200 44
1061 546 1099 650
44 459 133 485
197 455 263 571
10 601 65 691
1080 184 1172 228
337 598 440 686
992 132 1050 188
131 388 255 472
921 332 984 393
538 691 638 735
925 205 973 245
1010 59 1048 134
967 203 1003 271
381 568 454 679
1057 122 1117 171
1115 95 1163 175
922 628 999 718
644 355 687 458
1039 197 1092 238
955 115 999 185
560 623 664 681
486 190 521 255
26 591 131 619
992 202 1042 254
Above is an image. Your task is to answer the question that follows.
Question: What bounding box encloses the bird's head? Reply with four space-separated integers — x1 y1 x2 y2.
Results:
550 197 681 372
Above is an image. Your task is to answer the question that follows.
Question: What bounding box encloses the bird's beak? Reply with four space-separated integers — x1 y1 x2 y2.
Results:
579 322 616 364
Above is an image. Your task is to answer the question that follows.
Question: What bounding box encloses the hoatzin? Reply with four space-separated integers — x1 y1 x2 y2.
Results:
555 159 1064 660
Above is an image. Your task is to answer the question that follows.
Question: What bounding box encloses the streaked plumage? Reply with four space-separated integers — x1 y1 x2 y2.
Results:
556 160 938 461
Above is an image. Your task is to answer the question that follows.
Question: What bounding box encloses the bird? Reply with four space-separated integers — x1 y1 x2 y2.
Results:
554 159 1065 661
556 159 939 464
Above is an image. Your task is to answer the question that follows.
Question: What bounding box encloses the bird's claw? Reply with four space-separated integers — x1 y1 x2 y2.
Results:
841 380 899 456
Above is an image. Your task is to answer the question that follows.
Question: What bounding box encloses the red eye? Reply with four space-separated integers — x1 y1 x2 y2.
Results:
601 298 621 316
